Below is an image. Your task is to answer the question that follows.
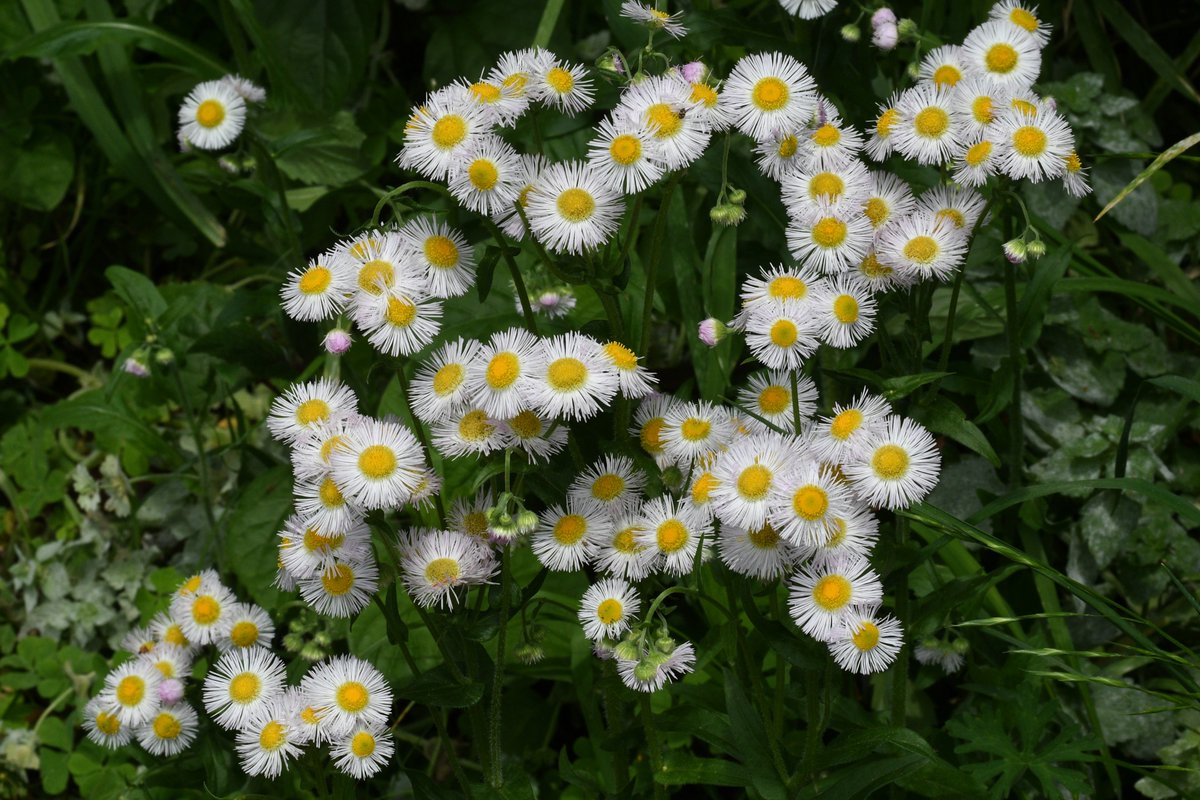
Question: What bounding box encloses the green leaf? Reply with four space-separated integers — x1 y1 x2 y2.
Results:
1116 232 1200 312
1017 247 1070 349
723 671 786 799
393 663 485 708
0 129 73 210
106 265 167 321
965 477 1200 528
1095 132 1200 222
40 747 71 795
1095 0 1200 105
654 752 747 787
272 111 368 187
43 390 178 464
476 247 501 303
222 466 292 607
1148 374 1200 405
37 716 73 751
911 396 1000 468
2 19 227 75
882 372 952 399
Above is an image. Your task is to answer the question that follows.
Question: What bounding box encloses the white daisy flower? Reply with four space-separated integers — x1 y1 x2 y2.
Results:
718 521 801 580
601 341 657 398
219 74 267 104
724 52 818 141
137 703 199 757
844 415 941 510
173 569 221 598
744 299 821 371
631 394 675 464
614 76 712 171
487 48 555 101
592 514 657 581
569 455 646 514
811 505 880 564
769 460 856 548
781 160 872 219
786 203 874 273
779 0 838 19
636 496 711 576
202 647 287 730
99 661 162 727
918 45 966 90
302 655 393 736
149 611 193 652
280 252 351 322
266 378 358 446
687 461 719 520
578 578 641 641
828 609 904 674
788 555 884 641
299 558 380 617
83 697 133 749
142 644 192 681
409 338 481 424
334 231 427 306
809 391 892 466
737 370 817 434
529 332 619 421
399 217 477 299
917 185 988 232
215 602 275 652
853 248 906 292
400 530 495 609
710 434 793 529
278 515 371 579
449 488 496 543
864 93 903 161
891 85 963 166
951 76 1007 137
679 78 733 132
459 75 529 127
587 118 665 194
952 138 1001 188
800 112 866 171
356 288 443 358
989 0 1052 46
620 1 687 37
289 415 362 484
468 327 541 419
235 693 305 779
288 687 330 746
661 400 737 465
1062 151 1091 198
991 106 1073 182
862 171 916 233
532 57 594 115
431 406 506 459
121 626 157 656
876 212 969 282
732 264 823 330
293 474 363 536
532 499 610 572
495 154 551 239
617 640 696 692
329 417 426 510
177 79 245 150
500 407 568 462
961 21 1042 90
814 276 877 348
169 580 236 646
525 160 623 255
447 134 523 215
754 128 806 181
399 85 491 180
331 722 395 779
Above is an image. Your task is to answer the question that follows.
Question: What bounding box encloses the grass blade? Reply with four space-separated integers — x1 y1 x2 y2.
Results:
1095 0 1200 105
3 19 226 75
1095 132 1200 222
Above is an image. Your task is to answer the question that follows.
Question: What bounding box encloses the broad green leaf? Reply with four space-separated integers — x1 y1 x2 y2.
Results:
221 466 292 607
394 663 485 708
1095 132 1200 222
1148 374 1200 405
723 671 786 799
0 129 73 210
911 395 1000 468
106 265 167 320
40 748 70 795
654 752 747 787
43 390 177 464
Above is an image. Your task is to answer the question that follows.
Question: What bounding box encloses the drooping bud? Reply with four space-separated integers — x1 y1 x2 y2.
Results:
1003 238 1028 264
157 678 185 705
122 357 150 378
871 7 897 27
872 22 899 50
698 318 729 347
324 328 352 354
840 24 861 43
1025 238 1047 259
709 203 746 227
897 18 918 38
679 61 707 84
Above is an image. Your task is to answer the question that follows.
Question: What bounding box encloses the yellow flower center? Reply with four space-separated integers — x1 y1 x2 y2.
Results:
556 188 595 222
864 197 890 228
358 445 396 479
914 107 950 138
965 140 993 166
876 108 899 137
424 235 459 269
468 158 499 191
259 720 286 750
985 43 1018 74
458 410 494 442
691 472 718 503
777 135 799 159
747 523 780 548
192 595 221 625
469 81 502 103
591 474 625 501
195 99 225 129
904 235 940 264
872 444 910 479
230 621 259 648
812 574 852 611
613 527 642 553
833 294 859 323
164 625 189 648
604 341 639 370
546 67 575 93
825 518 847 548
936 208 966 228
809 172 844 200
793 485 829 520
680 417 711 441
852 621 881 650
180 574 203 595
352 731 377 758
1010 8 1039 32
116 675 145 706
322 563 356 596
596 598 624 625
385 297 417 327
153 713 181 740
96 712 121 736
425 557 460 585
768 276 806 299
656 520 688 552
751 77 789 111
464 511 489 537
486 352 521 389
645 103 682 137
971 96 994 125
1012 98 1038 116
319 477 345 508
433 363 464 396
640 417 665 454
502 73 528 95
811 124 840 148
758 385 790 414
547 357 588 391
932 64 962 88
1065 151 1082 173
296 398 330 426
553 514 588 545
431 115 466 149
229 672 261 703
508 409 543 439
690 83 718 107
770 319 798 348
298 266 332 295
811 217 848 248
736 464 773 500
357 259 394 294
830 409 863 440
1012 125 1047 157
609 134 642 166
336 681 369 712
301 706 322 725
859 252 892 279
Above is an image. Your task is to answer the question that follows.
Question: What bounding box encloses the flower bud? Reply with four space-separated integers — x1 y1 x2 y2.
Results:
515 509 540 534
633 658 662 683
157 678 185 705
872 23 899 50
680 61 707 84
122 357 150 378
727 188 747 205
661 464 685 490
323 328 352 354
1003 238 1027 264
709 203 746 227
515 643 545 665
1025 238 1047 259
872 7 897 27
698 318 728 347
905 61 921 80
840 24 861 43
153 348 174 366
897 18 918 38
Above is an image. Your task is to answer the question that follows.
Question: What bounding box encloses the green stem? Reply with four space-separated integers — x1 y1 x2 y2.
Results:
638 172 684 357
481 217 540 336
1004 254 1024 490
370 180 452 228
640 694 668 800
396 362 447 528
487 546 513 788
890 516 910 727
26 357 99 387
170 363 217 536
602 660 630 797
596 288 626 340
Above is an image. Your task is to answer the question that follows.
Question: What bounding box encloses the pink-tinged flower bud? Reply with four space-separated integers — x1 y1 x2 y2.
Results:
871 7 897 27
698 318 728 347
158 678 184 705
122 358 150 378
680 61 707 84
1003 239 1027 264
323 329 352 354
873 23 899 51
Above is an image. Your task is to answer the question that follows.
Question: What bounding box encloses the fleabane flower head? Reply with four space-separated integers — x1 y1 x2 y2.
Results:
532 499 610 572
150 611 193 652
431 405 506 459
99 661 162 727
812 505 880 564
278 514 371 579
137 702 199 757
876 212 969 283
620 1 687 38
951 76 1008 137
532 56 595 115
961 20 1042 90
447 134 523 215
953 138 1001 187
724 52 818 141
499 407 568 462
178 79 246 150
719 520 802 580
291 415 363 484
710 433 797 530
865 92 903 161
989 0 1051 47
737 369 818 434
919 45 966 91
202 647 287 730
615 75 712 171
843 415 941 509
281 252 352 322
601 341 657 398
862 171 917 233
329 417 426 510
525 161 622 255
800 110 866 171
494 154 550 239
170 578 236 646
331 722 395 779
809 391 892 465
528 332 619 421
732 264 823 330
578 578 641 641
814 276 877 348
409 338 481 424
83 697 133 749
569 455 646 515
1061 151 1092 198
121 626 157 656
744 299 822 371
617 639 696 692
918 185 988 233
457 75 529 127
788 555 884 641
235 692 306 779
294 470 363 535
400 530 496 609
587 118 665 194
593 514 657 581
302 655 393 737
631 394 675 465
356 287 443 358
660 400 737 466
828 608 904 673
142 644 192 683
338 233 430 320
853 248 904 293
266 378 358 446
636 496 711 576
754 128 807 182
399 217 477 300
769 460 857 548
783 159 873 221
299 557 380 618
214 602 275 653
891 85 963 166
786 201 874 273
679 75 733 132
487 48 555 102
469 327 540 419
219 73 267 104
990 105 1074 183
399 85 490 180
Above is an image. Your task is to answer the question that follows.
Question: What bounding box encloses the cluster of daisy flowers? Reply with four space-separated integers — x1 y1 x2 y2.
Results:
177 73 266 151
82 571 394 778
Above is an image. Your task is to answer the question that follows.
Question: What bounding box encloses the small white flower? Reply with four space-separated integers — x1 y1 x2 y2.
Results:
280 252 351 322
718 521 802 580
961 20 1042 90
329 417 427 510
592 514 657 580
744 299 822 371
788 555 883 641
202 647 287 730
302 655 393 736
990 106 1074 182
710 434 793 529
399 216 477 299
781 160 872 219
498 407 569 463
769 460 857 548
409 338 482 424
235 693 305 778
298 558 380 618
918 45 966 90
528 332 619 421
99 661 162 727
532 499 610 572
578 578 641 641
448 134 523 215
356 288 443 358
787 202 874 273
616 640 696 692
431 406 507 459
219 74 267 103
215 602 276 653
917 185 988 232
600 340 658 398
737 369 817 434
266 378 359 446
814 275 877 348
614 76 712 171
724 52 818 141
532 57 594 115
891 85 964 166
587 117 665 194
620 1 687 38
330 722 395 779
636 496 711 577
569 455 646 514
732 263 823 330
809 390 892 465
400 530 496 609
660 400 737 465
876 212 969 282
525 161 623 255
862 171 917 233
398 85 491 180
170 579 236 646
989 0 1052 46
799 111 865 171
779 0 839 19
843 415 941 510
83 697 133 749
177 79 245 150
469 327 541 420
136 702 199 756
293 474 364 536
828 609 904 673
864 93 903 161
